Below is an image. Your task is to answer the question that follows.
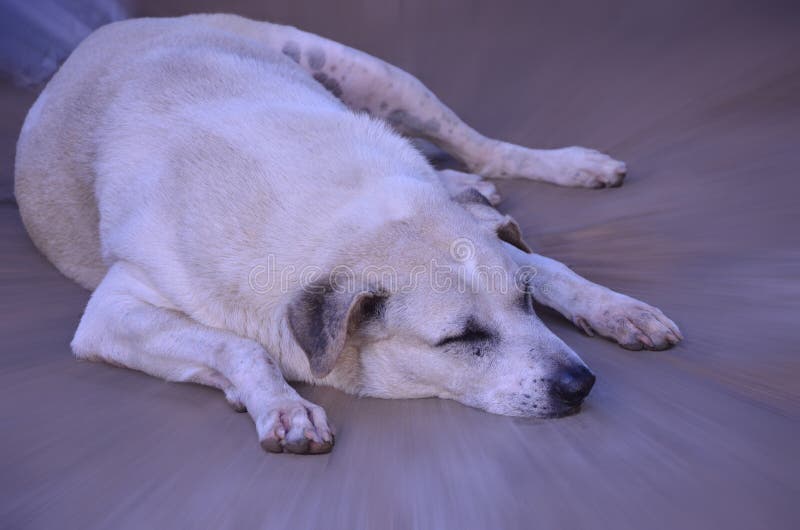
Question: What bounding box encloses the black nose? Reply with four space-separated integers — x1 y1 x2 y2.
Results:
550 365 596 405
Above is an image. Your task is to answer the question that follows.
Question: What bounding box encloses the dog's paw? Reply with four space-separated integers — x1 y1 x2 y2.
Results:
257 397 334 454
485 144 626 188
549 147 627 188
572 291 682 350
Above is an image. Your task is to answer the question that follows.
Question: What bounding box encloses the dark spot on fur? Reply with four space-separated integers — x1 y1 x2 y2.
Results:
359 294 386 321
386 109 408 127
288 278 388 378
380 101 388 110
281 41 301 63
287 282 339 376
423 119 441 133
307 47 326 70
385 109 441 135
312 72 343 99
523 394 531 399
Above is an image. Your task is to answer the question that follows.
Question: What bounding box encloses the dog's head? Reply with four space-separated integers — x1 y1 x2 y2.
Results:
286 193 594 418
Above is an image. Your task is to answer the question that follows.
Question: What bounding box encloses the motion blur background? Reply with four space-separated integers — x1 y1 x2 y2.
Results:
1 1 798 529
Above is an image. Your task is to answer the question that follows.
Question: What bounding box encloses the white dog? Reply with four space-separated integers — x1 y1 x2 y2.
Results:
15 14 682 454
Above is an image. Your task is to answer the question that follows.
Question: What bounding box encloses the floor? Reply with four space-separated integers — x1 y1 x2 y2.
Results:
1 1 798 529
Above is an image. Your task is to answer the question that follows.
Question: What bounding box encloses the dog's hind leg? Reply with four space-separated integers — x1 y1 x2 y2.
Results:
504 243 683 350
71 262 334 454
203 15 626 188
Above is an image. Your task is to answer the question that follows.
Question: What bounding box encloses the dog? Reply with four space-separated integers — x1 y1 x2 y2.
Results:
15 14 682 454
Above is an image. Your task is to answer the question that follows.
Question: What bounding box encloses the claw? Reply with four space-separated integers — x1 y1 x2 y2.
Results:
576 316 595 336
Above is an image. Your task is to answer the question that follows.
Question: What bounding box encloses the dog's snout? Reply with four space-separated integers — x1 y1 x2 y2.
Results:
550 365 595 405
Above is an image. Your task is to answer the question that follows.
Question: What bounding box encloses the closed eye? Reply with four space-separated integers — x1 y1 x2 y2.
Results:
435 321 493 347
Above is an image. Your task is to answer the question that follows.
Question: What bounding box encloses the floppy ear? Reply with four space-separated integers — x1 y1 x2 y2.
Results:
495 216 532 253
455 190 533 253
287 282 383 378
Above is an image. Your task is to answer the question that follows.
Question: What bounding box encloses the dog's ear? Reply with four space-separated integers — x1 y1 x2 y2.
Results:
287 280 385 378
495 216 532 253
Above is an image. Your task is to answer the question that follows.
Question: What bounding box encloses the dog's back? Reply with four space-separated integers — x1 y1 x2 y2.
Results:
15 15 436 292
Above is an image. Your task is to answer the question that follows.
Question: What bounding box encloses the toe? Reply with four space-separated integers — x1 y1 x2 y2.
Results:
258 410 286 453
605 162 626 187
627 308 682 350
282 407 315 454
308 433 334 454
307 405 334 444
283 435 310 454
260 435 283 453
635 332 654 348
608 173 625 187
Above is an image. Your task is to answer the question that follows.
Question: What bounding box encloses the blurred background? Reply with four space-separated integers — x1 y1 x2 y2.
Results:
1 1 798 529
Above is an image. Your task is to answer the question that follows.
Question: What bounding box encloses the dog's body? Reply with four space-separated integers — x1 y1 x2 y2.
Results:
16 14 681 454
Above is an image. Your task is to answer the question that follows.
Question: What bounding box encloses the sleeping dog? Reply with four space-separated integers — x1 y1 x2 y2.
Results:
15 14 682 454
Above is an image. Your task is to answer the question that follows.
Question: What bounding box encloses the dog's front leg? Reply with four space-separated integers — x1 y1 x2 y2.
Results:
71 262 334 454
505 244 683 350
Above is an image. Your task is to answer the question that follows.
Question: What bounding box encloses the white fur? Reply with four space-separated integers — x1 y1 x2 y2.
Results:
15 14 681 454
